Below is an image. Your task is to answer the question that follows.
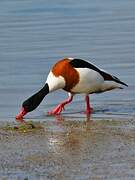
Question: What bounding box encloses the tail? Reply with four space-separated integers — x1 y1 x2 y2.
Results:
112 75 128 87
100 70 128 87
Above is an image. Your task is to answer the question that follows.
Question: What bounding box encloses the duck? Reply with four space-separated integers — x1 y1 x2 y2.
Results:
16 57 128 120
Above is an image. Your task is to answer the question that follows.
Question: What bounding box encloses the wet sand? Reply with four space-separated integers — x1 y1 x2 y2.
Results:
0 116 135 180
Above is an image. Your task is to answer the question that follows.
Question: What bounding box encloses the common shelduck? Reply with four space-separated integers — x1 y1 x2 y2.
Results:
16 58 128 120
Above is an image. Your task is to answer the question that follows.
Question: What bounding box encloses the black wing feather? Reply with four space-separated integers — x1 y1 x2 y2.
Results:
70 59 128 87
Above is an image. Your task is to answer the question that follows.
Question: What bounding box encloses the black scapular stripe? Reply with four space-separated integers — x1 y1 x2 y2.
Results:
70 58 101 73
70 59 128 87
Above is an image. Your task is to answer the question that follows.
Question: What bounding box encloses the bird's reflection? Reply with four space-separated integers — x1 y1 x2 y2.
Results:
54 113 92 123
47 113 95 154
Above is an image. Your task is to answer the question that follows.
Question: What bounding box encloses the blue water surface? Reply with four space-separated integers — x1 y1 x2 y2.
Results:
0 0 135 120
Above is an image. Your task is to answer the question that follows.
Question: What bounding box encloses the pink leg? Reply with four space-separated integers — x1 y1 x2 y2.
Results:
85 95 93 114
48 93 74 115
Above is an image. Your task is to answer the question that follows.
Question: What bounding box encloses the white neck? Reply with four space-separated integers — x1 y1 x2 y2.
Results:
46 71 65 92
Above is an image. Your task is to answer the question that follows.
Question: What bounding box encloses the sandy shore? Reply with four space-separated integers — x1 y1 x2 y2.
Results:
0 116 135 180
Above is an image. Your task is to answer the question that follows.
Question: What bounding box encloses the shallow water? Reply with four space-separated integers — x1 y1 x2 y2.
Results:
0 118 135 180
0 0 135 120
0 2 135 179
